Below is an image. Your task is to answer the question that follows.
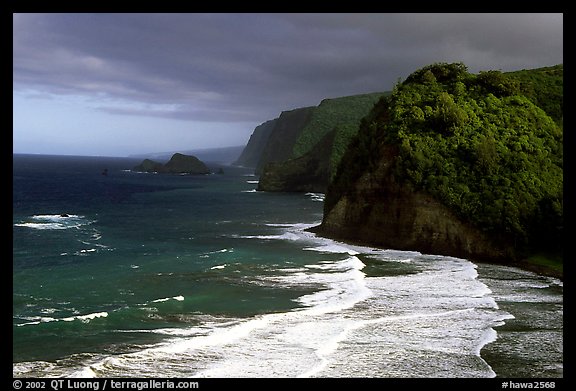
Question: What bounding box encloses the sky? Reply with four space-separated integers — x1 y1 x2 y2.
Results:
13 13 563 157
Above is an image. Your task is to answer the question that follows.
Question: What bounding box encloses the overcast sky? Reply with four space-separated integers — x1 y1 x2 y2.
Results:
13 13 563 157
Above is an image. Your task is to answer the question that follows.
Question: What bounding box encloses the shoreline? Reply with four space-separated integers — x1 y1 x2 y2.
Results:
508 258 563 281
308 224 563 378
307 225 563 281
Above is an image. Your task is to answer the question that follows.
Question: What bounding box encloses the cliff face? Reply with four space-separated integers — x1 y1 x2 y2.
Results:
257 129 335 193
316 63 563 264
316 146 514 262
234 92 388 184
256 107 315 174
133 153 210 174
233 119 277 168
255 92 387 191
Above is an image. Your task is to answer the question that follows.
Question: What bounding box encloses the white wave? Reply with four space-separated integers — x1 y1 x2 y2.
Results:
13 361 56 377
305 192 325 202
56 227 375 377
241 189 258 193
18 222 518 378
14 222 69 230
204 248 231 255
304 244 360 256
301 232 422 263
14 214 95 230
40 308 59 315
77 248 97 254
16 312 108 326
548 276 563 288
295 257 371 314
299 307 480 378
16 317 56 326
151 296 185 303
70 366 98 378
246 180 259 184
210 264 227 270
284 222 319 231
155 317 272 355
279 267 308 273
118 327 213 337
79 239 109 248
233 222 319 244
238 232 301 241
32 214 81 221
62 312 108 322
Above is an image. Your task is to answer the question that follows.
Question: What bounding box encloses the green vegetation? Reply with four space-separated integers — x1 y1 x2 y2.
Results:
328 62 563 257
506 64 563 126
291 92 388 178
525 253 563 274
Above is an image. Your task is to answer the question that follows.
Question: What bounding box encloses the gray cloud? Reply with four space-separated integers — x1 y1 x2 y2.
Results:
13 13 563 124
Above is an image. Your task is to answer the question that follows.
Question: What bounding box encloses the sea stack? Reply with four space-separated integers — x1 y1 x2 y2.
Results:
133 153 210 175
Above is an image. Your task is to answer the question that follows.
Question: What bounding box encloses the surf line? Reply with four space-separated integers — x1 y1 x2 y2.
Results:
298 308 478 378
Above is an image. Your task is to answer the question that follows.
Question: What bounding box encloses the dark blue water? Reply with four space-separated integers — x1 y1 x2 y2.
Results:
13 154 563 377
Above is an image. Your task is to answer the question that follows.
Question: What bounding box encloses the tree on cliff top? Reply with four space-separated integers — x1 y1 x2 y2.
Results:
328 62 563 255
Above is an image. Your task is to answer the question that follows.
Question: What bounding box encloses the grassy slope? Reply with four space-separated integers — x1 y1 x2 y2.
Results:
291 92 389 178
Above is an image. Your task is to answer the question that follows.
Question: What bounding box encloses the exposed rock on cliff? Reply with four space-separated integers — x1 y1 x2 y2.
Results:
257 129 336 193
314 145 514 262
256 107 316 174
233 119 278 168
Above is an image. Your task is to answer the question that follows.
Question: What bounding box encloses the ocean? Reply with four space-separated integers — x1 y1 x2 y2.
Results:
12 154 563 378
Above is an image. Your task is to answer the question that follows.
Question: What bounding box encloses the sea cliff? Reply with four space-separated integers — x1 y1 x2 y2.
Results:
317 63 563 272
313 145 514 263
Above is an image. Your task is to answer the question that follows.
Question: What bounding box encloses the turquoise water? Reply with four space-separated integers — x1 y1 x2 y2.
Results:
13 154 562 377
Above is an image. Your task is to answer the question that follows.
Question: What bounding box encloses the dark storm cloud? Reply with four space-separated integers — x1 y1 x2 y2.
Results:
13 13 563 123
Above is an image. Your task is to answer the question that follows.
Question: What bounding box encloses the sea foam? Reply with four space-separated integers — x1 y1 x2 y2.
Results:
151 296 185 303
17 311 109 326
15 220 514 378
14 214 95 230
